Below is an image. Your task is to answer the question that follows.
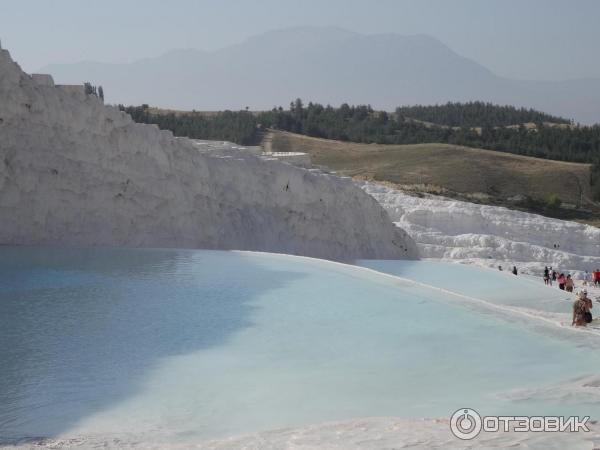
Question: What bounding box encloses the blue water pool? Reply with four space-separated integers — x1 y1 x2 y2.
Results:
0 247 598 444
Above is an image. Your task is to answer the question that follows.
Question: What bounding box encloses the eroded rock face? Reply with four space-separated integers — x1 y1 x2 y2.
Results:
0 49 417 261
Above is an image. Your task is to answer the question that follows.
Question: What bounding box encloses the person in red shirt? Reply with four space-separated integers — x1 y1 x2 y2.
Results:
593 269 600 287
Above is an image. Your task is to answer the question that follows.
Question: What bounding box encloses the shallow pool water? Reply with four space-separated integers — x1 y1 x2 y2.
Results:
1 247 598 444
358 259 571 308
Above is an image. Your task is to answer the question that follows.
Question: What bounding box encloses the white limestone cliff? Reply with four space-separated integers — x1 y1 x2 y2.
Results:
0 49 416 261
362 182 600 277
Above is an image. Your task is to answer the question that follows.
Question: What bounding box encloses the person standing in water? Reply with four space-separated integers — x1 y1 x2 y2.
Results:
543 266 550 285
565 274 574 293
583 271 591 286
572 291 588 326
582 289 593 323
512 266 518 275
557 273 566 290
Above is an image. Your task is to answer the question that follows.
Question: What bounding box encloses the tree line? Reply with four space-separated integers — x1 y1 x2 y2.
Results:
120 100 600 197
395 101 571 128
119 105 259 145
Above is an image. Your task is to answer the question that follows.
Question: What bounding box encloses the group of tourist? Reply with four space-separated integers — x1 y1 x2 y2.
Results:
539 266 600 327
501 264 596 327
543 267 575 291
542 267 600 289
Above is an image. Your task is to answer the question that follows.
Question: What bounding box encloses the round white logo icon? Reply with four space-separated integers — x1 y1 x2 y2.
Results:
450 408 482 440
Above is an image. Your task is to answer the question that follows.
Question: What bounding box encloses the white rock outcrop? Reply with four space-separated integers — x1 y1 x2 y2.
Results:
362 182 600 276
0 49 416 261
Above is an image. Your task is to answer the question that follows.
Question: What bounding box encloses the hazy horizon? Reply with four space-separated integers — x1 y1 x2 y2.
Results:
1 0 600 82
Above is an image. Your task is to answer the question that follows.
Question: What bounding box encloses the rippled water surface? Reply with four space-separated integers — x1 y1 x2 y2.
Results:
1 247 599 444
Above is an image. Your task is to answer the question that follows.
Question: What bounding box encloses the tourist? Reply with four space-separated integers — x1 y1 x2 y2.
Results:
512 266 518 275
572 291 588 326
552 270 557 282
594 269 600 287
565 274 574 293
557 273 566 290
582 289 593 324
498 265 503 271
543 266 549 285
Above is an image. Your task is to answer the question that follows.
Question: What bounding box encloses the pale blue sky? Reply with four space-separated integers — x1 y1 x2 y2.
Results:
1 0 599 80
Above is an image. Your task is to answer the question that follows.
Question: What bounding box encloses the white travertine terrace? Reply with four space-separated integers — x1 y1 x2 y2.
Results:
0 48 416 261
363 182 600 276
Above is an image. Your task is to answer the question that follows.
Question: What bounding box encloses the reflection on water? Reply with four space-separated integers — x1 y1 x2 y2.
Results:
1 248 600 444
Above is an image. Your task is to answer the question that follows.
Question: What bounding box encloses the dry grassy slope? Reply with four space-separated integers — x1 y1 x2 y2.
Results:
268 130 593 208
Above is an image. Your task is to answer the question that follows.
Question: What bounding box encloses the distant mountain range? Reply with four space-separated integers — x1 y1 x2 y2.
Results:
41 27 600 124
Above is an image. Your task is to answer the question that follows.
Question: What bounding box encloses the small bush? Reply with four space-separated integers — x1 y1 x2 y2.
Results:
547 194 562 209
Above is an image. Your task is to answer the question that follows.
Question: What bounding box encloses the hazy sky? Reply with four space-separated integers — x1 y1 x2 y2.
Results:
1 0 599 81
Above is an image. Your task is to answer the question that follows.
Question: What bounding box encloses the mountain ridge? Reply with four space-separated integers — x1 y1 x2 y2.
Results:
40 26 600 124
